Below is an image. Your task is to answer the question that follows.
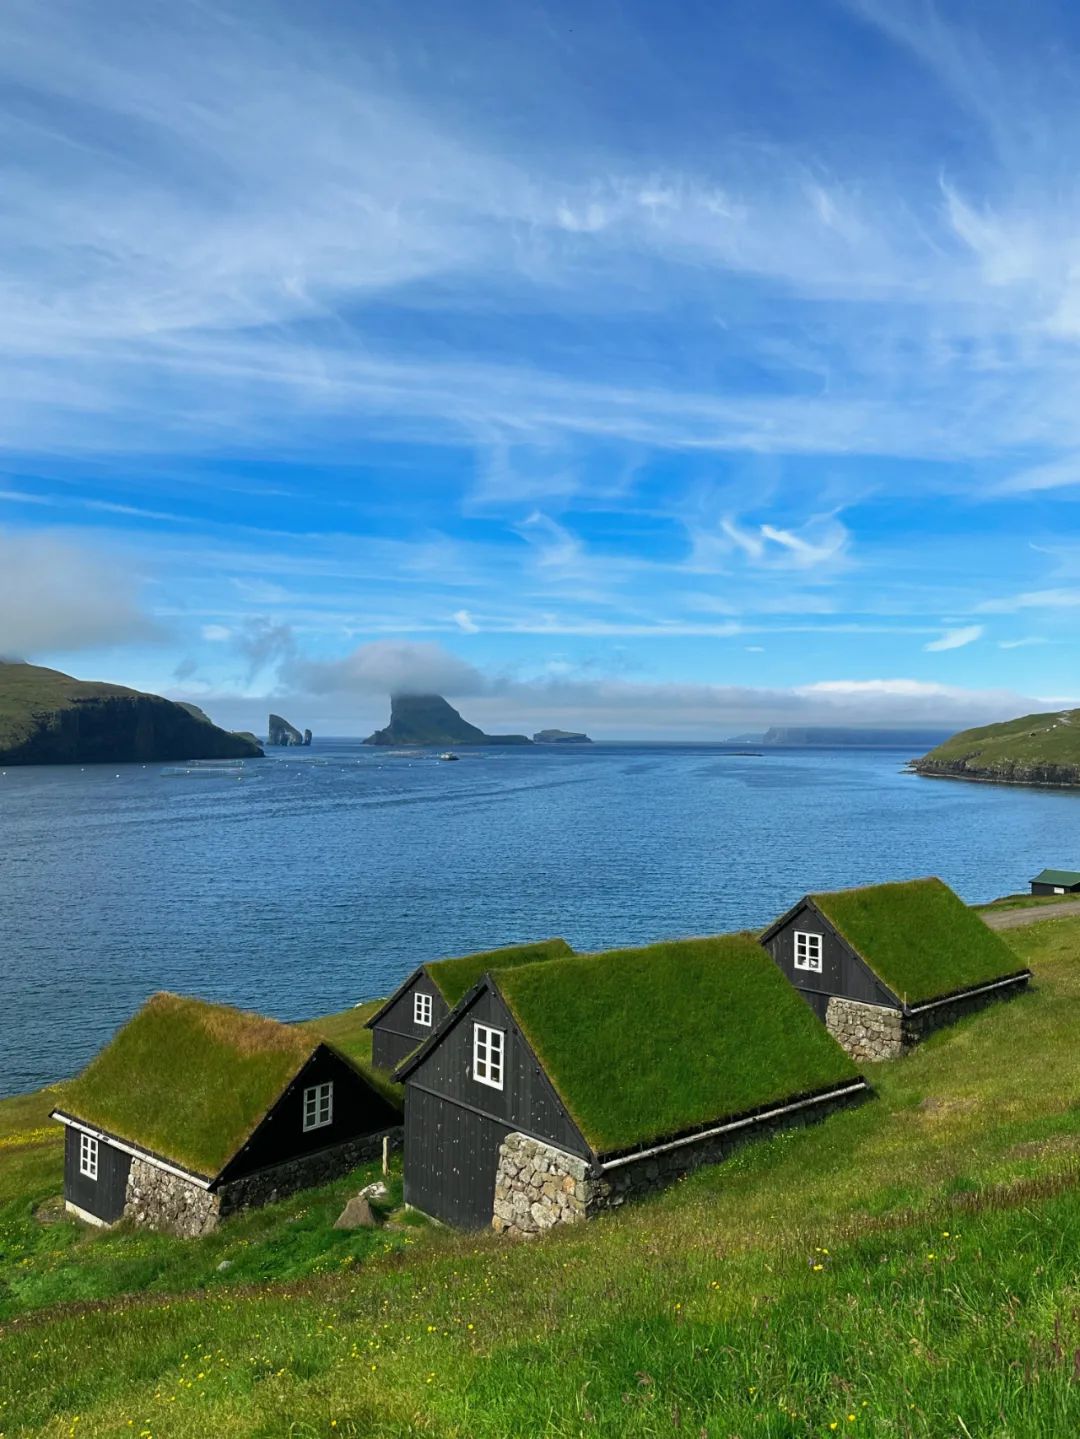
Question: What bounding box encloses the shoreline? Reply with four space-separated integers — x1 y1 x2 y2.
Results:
909 765 1080 792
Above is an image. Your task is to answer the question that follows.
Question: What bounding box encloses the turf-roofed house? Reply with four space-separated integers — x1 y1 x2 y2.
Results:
760 877 1032 1062
394 935 868 1234
51 993 402 1237
365 938 573 1070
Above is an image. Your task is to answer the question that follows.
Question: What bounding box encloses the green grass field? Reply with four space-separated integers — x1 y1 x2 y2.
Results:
5 917 1080 1435
914 706 1080 783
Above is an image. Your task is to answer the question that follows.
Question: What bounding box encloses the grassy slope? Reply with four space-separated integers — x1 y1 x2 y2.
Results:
914 706 1080 782
499 935 858 1154
6 917 1080 1434
0 663 138 750
429 938 574 1007
62 995 325 1178
813 877 1025 1005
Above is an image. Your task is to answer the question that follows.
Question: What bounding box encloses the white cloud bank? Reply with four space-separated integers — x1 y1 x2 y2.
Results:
183 639 1066 739
0 529 157 658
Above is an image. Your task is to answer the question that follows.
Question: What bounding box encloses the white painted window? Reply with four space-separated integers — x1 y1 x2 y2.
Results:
79 1132 98 1180
303 1081 334 1132
794 931 823 973
414 990 433 1026
473 1023 504 1090
1055 886 1065 895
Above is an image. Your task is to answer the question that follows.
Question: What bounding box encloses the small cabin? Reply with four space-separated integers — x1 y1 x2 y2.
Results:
1030 869 1080 896
760 877 1031 1062
51 993 401 1236
365 938 572 1071
394 935 867 1233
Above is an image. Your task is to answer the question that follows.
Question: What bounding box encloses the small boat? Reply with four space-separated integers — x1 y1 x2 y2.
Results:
439 752 460 762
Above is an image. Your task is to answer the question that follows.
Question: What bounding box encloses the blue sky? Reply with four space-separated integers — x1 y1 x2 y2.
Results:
1 0 1079 737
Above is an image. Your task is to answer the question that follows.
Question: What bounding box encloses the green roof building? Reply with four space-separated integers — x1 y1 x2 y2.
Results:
52 993 401 1236
760 878 1031 1062
394 934 868 1233
1030 869 1080 895
365 938 573 1070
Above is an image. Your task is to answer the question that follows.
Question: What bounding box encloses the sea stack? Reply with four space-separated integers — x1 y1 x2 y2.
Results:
364 694 532 747
268 714 305 747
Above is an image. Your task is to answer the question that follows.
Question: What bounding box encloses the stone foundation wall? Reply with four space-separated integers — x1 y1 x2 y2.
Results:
492 1135 591 1235
124 1158 221 1238
827 977 1029 1062
826 997 907 1060
218 1126 402 1218
123 1126 402 1237
493 1086 865 1237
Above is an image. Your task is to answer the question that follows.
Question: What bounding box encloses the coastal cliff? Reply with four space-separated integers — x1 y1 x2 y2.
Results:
0 662 264 766
364 694 532 747
911 708 1080 787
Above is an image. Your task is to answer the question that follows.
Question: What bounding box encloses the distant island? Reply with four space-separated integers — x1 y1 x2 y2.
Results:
758 726 952 749
911 709 1080 788
533 729 592 744
268 713 312 747
0 662 264 765
364 694 532 747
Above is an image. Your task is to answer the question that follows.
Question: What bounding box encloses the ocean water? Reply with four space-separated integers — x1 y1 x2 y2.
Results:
2 739 1079 1097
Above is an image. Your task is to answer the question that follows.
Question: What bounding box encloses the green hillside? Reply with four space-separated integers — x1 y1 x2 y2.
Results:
6 914 1080 1436
912 707 1080 786
0 661 263 764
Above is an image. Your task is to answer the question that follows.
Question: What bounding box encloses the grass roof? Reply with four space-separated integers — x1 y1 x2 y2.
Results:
60 993 323 1178
810 878 1026 1006
496 935 858 1156
427 938 573 1007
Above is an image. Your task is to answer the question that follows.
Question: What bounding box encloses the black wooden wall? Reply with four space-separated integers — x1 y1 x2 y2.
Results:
762 904 899 1016
64 1126 130 1223
403 985 590 1228
1032 881 1080 895
371 973 450 1071
217 1046 401 1185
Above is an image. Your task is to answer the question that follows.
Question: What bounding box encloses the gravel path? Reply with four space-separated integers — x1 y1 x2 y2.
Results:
981 899 1080 931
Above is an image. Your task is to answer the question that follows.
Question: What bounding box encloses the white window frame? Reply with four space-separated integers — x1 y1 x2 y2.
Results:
414 990 433 1027
472 1023 505 1091
793 931 823 973
1054 886 1065 895
303 1081 334 1133
79 1132 99 1180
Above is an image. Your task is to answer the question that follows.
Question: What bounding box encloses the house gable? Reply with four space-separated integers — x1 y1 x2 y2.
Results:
761 899 902 1012
367 967 450 1071
216 1043 402 1185
398 979 592 1161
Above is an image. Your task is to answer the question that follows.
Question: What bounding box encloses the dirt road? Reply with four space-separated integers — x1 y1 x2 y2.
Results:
981 899 1080 931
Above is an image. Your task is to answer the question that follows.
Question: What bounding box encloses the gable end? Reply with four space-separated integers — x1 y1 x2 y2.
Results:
398 977 593 1160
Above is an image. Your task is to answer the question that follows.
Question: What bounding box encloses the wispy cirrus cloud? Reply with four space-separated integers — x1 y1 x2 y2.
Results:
924 624 985 652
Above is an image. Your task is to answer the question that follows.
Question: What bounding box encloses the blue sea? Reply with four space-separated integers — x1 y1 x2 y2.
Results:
2 739 1078 1098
